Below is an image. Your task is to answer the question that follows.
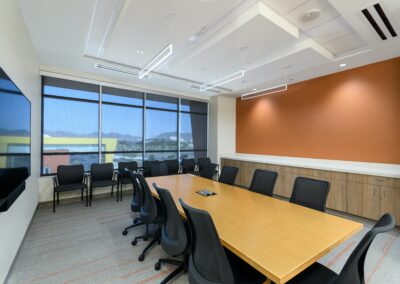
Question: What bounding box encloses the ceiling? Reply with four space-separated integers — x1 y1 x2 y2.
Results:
18 0 400 99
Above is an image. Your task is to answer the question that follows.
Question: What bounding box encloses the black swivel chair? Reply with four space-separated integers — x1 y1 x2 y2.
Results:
132 174 165 261
200 164 217 180
89 163 118 206
151 161 169 177
166 159 180 175
53 164 88 212
117 161 138 201
288 213 396 284
122 170 144 236
289 177 330 212
249 169 278 197
218 166 239 185
143 160 157 177
198 157 219 179
182 158 196 174
154 184 190 284
180 199 267 284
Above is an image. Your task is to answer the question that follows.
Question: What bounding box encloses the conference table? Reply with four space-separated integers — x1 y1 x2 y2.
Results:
145 174 363 284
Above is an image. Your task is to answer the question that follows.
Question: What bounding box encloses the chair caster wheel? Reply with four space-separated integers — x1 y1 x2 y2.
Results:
138 254 145 262
122 230 128 236
155 262 161 270
132 240 137 246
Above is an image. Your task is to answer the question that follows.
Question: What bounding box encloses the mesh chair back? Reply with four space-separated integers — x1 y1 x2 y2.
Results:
118 161 138 176
290 177 330 212
249 169 278 197
166 159 180 175
151 161 169 177
182 158 196 173
198 157 211 172
126 171 143 212
136 174 158 224
154 185 188 256
57 165 84 185
336 213 395 284
143 160 156 177
200 164 217 180
91 163 114 182
218 166 238 185
180 199 234 284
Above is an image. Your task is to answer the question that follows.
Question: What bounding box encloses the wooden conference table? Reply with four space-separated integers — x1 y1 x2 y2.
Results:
145 174 363 284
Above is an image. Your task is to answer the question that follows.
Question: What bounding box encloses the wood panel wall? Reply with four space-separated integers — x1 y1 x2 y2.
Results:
236 57 400 164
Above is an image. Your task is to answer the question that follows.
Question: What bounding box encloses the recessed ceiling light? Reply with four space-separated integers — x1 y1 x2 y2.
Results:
340 63 347 67
252 88 258 91
136 49 144 54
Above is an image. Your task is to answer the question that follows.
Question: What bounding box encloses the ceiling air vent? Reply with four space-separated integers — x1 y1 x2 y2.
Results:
361 2 397 40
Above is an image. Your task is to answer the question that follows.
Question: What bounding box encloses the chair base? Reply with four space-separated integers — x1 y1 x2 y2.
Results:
131 225 161 261
122 218 142 236
155 256 188 284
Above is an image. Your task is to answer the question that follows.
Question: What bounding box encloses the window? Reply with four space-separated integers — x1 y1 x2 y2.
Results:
101 86 144 168
180 99 208 159
42 77 100 174
41 76 208 175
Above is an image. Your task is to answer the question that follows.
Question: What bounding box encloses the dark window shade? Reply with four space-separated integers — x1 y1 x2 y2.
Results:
180 112 207 151
43 77 99 101
146 93 178 110
102 86 144 106
181 99 208 114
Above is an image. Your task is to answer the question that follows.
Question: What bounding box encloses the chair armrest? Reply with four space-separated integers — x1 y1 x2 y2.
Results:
178 165 183 174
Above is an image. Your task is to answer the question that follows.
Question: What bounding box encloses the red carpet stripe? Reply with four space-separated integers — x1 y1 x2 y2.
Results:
326 241 356 268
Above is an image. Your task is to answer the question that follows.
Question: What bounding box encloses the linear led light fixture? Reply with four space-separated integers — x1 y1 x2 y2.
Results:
94 63 150 79
200 69 244 92
241 84 287 100
138 44 173 79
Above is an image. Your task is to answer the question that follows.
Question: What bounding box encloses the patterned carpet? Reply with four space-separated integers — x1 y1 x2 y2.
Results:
6 191 400 284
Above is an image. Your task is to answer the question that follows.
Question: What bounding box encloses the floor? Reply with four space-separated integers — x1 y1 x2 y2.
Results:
7 192 400 284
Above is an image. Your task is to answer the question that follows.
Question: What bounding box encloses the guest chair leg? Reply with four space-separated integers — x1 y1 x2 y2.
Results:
57 192 60 205
111 185 114 197
81 189 83 201
85 187 88 207
53 190 56 213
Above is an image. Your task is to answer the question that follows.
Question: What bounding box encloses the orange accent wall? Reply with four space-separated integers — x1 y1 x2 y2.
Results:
236 57 400 164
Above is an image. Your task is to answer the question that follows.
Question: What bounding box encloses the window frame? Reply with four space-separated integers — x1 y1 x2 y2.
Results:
40 75 208 176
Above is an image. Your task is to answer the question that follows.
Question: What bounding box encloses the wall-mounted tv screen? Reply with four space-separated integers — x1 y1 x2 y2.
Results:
0 67 31 212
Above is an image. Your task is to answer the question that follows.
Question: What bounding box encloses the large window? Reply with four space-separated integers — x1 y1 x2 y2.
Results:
41 76 208 175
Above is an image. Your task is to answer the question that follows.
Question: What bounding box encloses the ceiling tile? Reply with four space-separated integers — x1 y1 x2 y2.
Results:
285 0 339 32
323 33 366 55
262 0 308 15
306 17 353 44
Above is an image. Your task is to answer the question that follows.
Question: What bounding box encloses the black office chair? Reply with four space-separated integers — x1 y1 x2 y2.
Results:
218 166 238 185
132 174 165 261
89 163 118 206
182 158 196 174
180 199 267 284
249 169 278 197
53 164 88 212
288 213 396 284
154 184 190 284
143 160 156 177
289 177 330 212
117 161 138 201
198 157 219 178
151 161 169 177
200 164 217 180
166 159 180 175
122 170 144 236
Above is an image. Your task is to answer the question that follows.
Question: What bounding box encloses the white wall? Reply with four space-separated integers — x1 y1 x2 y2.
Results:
208 95 236 164
0 0 41 282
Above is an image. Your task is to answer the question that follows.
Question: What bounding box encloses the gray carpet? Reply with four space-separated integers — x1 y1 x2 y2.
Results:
6 192 400 284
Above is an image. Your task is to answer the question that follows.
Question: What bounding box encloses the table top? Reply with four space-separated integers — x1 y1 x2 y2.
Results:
145 174 363 284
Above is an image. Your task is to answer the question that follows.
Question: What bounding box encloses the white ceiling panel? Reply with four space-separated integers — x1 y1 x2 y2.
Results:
261 0 308 15
324 33 367 55
285 0 339 32
306 17 353 44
